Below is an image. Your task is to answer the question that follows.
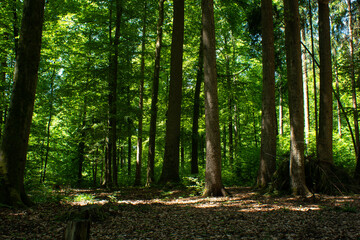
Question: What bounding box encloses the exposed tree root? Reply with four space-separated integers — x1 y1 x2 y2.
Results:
272 155 360 195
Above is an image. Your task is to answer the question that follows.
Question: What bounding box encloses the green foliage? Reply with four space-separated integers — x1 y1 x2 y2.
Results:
27 185 64 204
1 0 357 194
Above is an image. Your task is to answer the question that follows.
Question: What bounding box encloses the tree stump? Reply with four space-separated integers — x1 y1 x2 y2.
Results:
64 219 90 240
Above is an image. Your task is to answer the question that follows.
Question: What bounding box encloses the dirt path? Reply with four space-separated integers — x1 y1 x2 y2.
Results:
1 187 360 239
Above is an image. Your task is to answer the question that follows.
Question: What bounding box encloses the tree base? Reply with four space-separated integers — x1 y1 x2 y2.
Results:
272 155 360 195
203 186 231 197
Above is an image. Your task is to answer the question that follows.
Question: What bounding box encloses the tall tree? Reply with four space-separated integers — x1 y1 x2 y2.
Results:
257 0 277 189
317 0 333 166
283 0 310 196
104 0 122 188
308 0 318 147
146 0 165 186
191 30 203 175
347 0 360 181
202 0 227 197
159 0 185 184
135 0 147 186
301 25 310 148
0 0 45 207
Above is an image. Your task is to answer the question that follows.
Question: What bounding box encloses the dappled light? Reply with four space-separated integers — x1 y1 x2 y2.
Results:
2 187 359 239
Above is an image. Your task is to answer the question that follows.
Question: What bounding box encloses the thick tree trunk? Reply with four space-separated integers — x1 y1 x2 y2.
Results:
0 0 45 207
191 30 203 175
284 0 310 196
257 0 277 189
146 0 165 186
159 0 184 184
202 0 227 197
135 1 147 186
317 0 333 166
347 0 360 181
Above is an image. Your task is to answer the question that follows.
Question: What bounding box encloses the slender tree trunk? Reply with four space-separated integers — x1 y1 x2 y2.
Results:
146 0 165 186
301 25 310 149
334 63 342 137
191 30 203 175
224 37 234 168
113 0 122 187
105 0 122 188
77 99 87 186
0 32 8 139
180 127 185 172
252 109 258 148
284 0 310 196
0 0 45 207
202 0 227 197
135 0 147 186
222 124 227 165
12 0 19 58
257 0 277 189
279 81 283 135
317 0 333 165
41 76 55 183
104 4 113 187
159 0 184 184
309 0 318 149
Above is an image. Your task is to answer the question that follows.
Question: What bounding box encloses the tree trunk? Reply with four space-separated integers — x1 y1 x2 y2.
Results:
159 0 185 184
135 0 147 186
278 80 283 135
309 0 318 149
301 25 310 149
12 0 19 58
0 0 45 207
257 0 277 189
191 30 203 175
0 32 9 141
334 63 342 137
347 0 360 181
317 0 333 166
146 0 165 186
41 75 55 183
284 0 310 196
77 100 87 186
225 37 234 168
202 0 227 197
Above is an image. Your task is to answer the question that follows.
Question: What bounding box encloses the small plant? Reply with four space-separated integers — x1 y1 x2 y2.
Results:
183 176 204 196
66 193 95 203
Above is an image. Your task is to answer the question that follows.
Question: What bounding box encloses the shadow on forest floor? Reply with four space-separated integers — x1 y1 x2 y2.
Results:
1 187 360 239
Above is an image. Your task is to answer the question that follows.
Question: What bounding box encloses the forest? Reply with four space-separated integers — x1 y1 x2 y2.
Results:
0 0 360 238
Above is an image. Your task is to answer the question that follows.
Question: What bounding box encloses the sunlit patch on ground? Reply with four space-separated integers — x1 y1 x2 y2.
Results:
1 187 360 239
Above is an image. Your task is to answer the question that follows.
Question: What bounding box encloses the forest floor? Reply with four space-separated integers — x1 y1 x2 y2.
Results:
1 187 360 239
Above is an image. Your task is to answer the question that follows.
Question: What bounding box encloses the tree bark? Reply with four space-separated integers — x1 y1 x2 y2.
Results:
257 0 277 189
159 0 185 184
0 0 45 207
202 0 227 197
317 0 333 165
284 0 310 196
146 0 165 186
